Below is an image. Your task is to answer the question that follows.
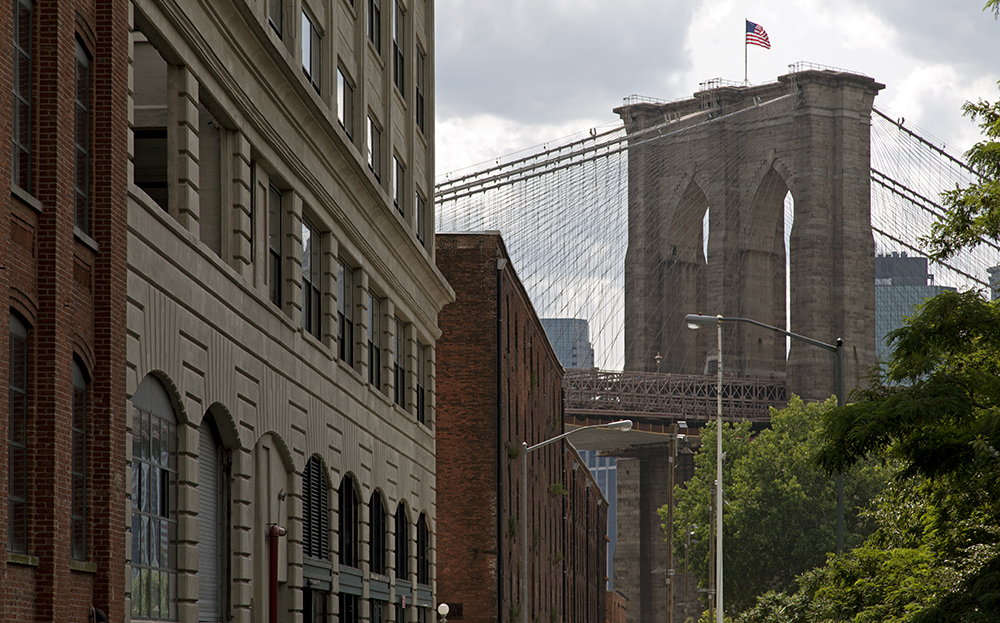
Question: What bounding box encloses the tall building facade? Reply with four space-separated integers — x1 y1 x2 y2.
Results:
435 233 609 623
875 253 954 362
540 318 594 370
1 1 130 621
126 2 451 623
987 265 1000 301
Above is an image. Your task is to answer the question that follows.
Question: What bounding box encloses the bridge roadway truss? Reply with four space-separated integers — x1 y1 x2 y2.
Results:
564 369 786 424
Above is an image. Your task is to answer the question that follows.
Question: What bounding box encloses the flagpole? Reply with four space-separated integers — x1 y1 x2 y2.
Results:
744 19 748 84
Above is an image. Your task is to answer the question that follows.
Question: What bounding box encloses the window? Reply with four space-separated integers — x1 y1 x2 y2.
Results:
269 0 282 37
74 39 91 234
416 513 429 585
301 10 321 92
337 259 355 364
303 456 329 559
340 593 359 623
367 0 381 53
8 313 29 554
392 1 404 94
71 359 88 561
415 46 426 134
367 291 381 388
339 476 359 567
393 318 405 408
371 600 386 623
306 590 328 623
131 375 178 621
12 0 32 189
198 416 226 623
415 189 426 245
367 116 381 180
416 341 426 425
370 491 386 574
302 219 321 338
393 157 404 215
268 185 283 308
337 68 354 139
131 34 169 211
394 503 407 579
303 455 330 623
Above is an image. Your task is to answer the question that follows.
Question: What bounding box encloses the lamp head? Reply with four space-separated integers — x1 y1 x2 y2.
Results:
438 604 450 617
606 419 632 432
685 313 720 329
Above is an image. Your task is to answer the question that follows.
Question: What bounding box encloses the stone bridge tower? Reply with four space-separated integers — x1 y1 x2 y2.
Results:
612 69 883 623
618 69 882 402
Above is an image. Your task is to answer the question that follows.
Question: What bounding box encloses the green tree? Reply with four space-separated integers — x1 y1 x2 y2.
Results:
665 398 892 616
815 290 1000 621
737 481 962 623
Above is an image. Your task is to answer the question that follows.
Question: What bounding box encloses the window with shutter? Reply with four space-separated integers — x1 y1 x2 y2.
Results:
394 503 407 580
303 456 329 559
339 476 359 568
198 417 226 622
370 491 386 575
416 513 429 585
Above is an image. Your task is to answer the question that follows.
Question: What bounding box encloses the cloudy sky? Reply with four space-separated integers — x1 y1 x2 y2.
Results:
434 0 1000 178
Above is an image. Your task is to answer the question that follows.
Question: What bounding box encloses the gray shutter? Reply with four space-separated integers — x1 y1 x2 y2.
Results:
198 421 223 622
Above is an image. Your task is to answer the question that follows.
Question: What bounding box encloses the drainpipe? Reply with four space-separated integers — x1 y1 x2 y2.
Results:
268 524 287 623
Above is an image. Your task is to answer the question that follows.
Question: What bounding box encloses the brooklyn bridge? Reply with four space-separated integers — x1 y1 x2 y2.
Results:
436 64 994 623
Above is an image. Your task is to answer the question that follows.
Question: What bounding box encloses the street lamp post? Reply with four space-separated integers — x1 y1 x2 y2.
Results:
683 315 724 623
684 314 847 613
520 419 632 622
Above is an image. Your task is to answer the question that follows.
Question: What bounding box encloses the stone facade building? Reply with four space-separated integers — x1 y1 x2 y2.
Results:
435 232 608 623
4 0 451 620
125 0 453 622
1 0 130 621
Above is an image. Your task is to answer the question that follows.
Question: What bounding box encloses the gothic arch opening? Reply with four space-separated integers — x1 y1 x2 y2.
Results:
731 167 791 379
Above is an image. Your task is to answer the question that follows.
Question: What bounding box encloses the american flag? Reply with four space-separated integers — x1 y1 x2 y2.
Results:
746 20 770 49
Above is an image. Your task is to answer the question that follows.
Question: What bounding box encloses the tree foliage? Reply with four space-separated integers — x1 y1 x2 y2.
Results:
809 289 1000 622
664 398 892 616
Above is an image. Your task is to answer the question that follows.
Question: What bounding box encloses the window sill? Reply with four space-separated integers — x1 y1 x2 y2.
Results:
70 559 98 573
366 39 385 70
74 225 100 252
7 552 39 567
342 0 358 21
11 184 43 213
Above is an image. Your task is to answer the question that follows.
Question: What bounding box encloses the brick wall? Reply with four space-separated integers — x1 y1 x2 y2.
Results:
0 0 129 621
437 233 608 623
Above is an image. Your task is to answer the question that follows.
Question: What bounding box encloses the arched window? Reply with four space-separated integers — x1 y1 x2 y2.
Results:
198 415 227 622
131 375 178 620
369 491 386 575
303 456 329 559
71 358 89 561
8 313 29 554
394 503 407 580
416 513 429 585
339 476 359 568
303 456 330 623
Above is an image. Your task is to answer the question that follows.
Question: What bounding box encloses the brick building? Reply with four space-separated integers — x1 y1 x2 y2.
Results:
436 232 608 623
0 0 130 621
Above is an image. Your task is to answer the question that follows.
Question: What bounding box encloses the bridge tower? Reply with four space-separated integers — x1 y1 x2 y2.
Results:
613 69 883 623
618 68 882 401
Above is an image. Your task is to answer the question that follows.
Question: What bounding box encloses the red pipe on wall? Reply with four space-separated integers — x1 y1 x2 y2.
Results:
268 524 287 623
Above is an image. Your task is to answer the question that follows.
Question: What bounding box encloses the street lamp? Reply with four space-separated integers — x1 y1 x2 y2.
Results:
684 314 847 606
521 419 633 622
683 314 724 623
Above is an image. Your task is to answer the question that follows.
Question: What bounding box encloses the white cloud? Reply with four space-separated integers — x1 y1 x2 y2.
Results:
436 0 1000 170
